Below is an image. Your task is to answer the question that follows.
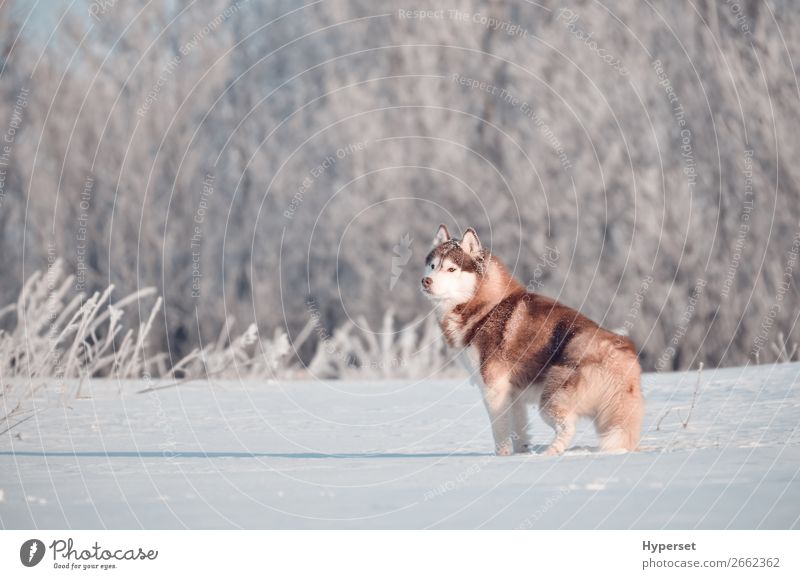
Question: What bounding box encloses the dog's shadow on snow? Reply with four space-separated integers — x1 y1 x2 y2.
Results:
0 450 493 459
0 446 613 459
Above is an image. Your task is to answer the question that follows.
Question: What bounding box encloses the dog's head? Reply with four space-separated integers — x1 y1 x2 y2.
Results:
421 224 485 306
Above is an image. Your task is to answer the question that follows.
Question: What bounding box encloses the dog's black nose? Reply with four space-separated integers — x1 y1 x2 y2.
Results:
422 277 432 289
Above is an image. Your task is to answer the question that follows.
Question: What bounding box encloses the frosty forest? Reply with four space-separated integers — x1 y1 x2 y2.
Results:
1 0 798 383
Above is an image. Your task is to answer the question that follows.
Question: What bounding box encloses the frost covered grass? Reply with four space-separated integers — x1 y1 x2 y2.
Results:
0 262 454 432
0 260 297 385
0 261 294 431
302 308 451 380
2 260 796 435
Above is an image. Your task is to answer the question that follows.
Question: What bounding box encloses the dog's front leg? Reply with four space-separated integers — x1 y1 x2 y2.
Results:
481 380 515 456
511 394 532 453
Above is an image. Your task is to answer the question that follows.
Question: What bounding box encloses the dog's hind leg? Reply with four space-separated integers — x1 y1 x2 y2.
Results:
596 357 644 452
596 388 644 452
540 408 577 456
538 367 579 455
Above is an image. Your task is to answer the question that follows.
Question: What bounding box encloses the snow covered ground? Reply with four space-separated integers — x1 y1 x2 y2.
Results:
1 362 799 529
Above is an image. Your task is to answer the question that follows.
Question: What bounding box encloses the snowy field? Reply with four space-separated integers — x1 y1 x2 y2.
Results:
1 362 799 529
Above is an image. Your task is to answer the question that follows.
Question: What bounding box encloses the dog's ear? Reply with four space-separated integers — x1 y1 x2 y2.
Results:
431 224 450 248
460 228 481 256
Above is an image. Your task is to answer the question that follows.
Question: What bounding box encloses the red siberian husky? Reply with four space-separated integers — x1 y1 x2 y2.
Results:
421 225 644 456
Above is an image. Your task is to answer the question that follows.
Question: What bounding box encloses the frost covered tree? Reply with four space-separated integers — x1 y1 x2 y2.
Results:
0 0 798 374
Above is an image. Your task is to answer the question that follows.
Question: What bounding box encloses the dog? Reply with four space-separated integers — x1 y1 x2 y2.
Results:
421 225 644 456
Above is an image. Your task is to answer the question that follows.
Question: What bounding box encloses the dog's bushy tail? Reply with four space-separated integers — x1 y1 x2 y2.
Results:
598 374 644 452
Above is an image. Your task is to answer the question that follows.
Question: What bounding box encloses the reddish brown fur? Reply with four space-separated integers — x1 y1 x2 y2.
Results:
427 231 644 454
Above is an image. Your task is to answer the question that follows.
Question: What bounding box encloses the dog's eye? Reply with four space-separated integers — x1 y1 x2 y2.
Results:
430 264 435 270
447 267 457 273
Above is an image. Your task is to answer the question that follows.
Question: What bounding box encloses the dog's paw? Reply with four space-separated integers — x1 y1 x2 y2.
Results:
541 446 564 456
496 446 514 456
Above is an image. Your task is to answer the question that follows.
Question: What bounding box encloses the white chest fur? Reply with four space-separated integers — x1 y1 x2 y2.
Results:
457 345 485 386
